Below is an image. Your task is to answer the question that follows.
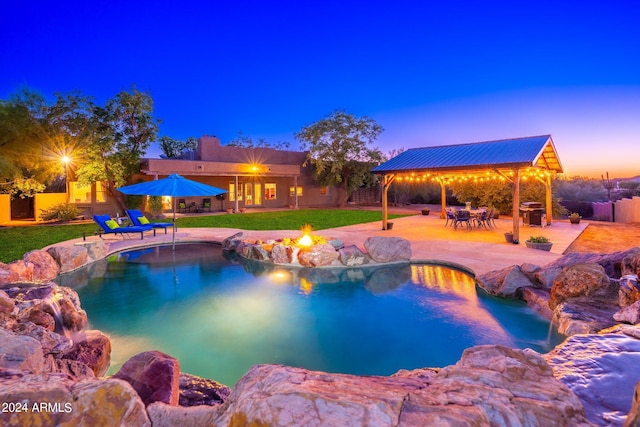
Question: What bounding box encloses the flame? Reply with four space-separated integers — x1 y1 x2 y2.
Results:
292 223 327 247
297 234 313 247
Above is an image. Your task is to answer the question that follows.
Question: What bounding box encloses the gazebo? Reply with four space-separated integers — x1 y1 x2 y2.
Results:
371 135 563 243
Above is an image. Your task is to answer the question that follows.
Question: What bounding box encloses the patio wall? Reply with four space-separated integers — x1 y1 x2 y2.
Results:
34 193 66 222
0 195 9 224
593 197 640 223
614 196 640 223
592 201 613 222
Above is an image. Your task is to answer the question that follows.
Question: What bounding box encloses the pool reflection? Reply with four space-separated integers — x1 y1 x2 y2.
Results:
65 244 564 387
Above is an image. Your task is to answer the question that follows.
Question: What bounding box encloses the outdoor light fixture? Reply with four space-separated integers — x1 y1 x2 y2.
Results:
62 155 71 203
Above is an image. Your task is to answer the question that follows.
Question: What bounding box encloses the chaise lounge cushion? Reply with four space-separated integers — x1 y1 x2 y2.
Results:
125 209 171 234
92 214 155 240
105 219 119 229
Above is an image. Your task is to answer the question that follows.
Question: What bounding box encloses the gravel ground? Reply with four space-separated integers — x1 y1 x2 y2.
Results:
565 221 640 253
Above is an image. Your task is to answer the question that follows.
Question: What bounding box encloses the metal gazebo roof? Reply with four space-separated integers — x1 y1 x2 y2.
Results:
372 135 564 244
372 135 563 175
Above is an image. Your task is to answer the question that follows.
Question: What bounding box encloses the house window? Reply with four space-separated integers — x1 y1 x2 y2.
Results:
229 182 243 202
69 182 92 203
320 186 330 195
95 181 107 203
289 186 303 196
265 183 277 200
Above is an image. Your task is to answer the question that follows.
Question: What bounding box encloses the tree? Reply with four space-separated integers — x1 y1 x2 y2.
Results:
449 177 566 216
159 136 197 158
226 130 291 150
0 88 94 197
76 87 159 209
295 110 383 207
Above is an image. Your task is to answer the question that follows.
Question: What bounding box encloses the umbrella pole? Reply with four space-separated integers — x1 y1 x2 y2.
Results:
172 197 177 251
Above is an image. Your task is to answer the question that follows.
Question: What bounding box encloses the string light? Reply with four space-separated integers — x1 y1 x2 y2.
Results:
393 167 555 184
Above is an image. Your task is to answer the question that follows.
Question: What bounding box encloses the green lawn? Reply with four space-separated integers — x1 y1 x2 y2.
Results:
0 209 407 263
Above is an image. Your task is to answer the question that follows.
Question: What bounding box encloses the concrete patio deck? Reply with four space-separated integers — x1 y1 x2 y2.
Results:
54 206 588 277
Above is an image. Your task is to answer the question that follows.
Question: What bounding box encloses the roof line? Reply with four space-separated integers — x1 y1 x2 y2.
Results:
405 134 552 151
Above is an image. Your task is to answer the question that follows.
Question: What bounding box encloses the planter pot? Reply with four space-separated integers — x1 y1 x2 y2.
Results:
383 222 394 230
504 233 513 243
569 217 581 224
421 209 430 216
226 208 234 214
525 240 553 251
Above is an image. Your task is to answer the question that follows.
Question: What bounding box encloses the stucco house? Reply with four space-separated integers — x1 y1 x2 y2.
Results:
131 135 342 213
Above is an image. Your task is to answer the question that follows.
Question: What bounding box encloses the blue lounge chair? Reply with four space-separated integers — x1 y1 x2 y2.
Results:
93 215 156 240
126 209 172 234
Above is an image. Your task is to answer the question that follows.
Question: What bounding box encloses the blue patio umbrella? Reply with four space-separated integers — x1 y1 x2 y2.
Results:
117 173 226 249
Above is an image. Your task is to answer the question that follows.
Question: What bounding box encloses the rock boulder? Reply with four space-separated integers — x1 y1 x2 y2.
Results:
0 260 34 284
61 330 111 377
338 244 368 266
543 248 640 279
553 298 619 336
620 274 640 308
298 243 339 267
549 263 617 309
0 328 44 373
213 346 589 426
364 236 411 263
46 245 88 273
544 324 640 426
179 373 231 407
23 250 59 282
614 300 640 324
478 264 534 297
113 350 180 406
0 289 14 315
0 374 151 426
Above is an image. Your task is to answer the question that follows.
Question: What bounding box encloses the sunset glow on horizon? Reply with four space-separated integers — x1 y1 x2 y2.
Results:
2 2 638 179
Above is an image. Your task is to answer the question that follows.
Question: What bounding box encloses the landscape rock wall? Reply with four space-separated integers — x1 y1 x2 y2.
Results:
2 238 640 425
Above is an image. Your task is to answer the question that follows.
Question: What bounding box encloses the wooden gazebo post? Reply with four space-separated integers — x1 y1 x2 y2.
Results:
381 174 395 230
512 168 521 243
439 178 447 219
545 174 553 226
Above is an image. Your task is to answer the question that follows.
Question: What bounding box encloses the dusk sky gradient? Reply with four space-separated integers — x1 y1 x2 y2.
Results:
2 1 639 178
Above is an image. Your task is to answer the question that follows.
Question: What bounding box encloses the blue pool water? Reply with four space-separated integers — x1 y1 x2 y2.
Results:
69 244 564 386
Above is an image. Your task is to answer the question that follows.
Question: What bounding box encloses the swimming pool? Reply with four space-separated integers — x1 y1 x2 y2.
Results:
69 244 564 386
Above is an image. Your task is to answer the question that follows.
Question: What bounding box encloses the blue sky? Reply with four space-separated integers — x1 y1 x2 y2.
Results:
2 1 639 177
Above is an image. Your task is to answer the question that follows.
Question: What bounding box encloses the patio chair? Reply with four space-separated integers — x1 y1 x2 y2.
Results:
93 215 156 240
473 210 489 229
444 209 456 227
487 208 497 228
126 209 172 234
454 210 471 230
178 199 190 213
201 198 212 212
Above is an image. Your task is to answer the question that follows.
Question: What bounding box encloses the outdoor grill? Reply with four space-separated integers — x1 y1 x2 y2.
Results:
520 202 544 226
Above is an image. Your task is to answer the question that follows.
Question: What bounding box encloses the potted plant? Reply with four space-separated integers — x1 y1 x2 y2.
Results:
569 212 581 224
421 208 430 215
525 235 553 251
504 232 513 243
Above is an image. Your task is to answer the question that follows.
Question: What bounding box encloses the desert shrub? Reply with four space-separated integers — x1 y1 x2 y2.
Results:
147 196 163 215
554 176 607 202
125 194 144 209
559 201 593 218
39 203 80 221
